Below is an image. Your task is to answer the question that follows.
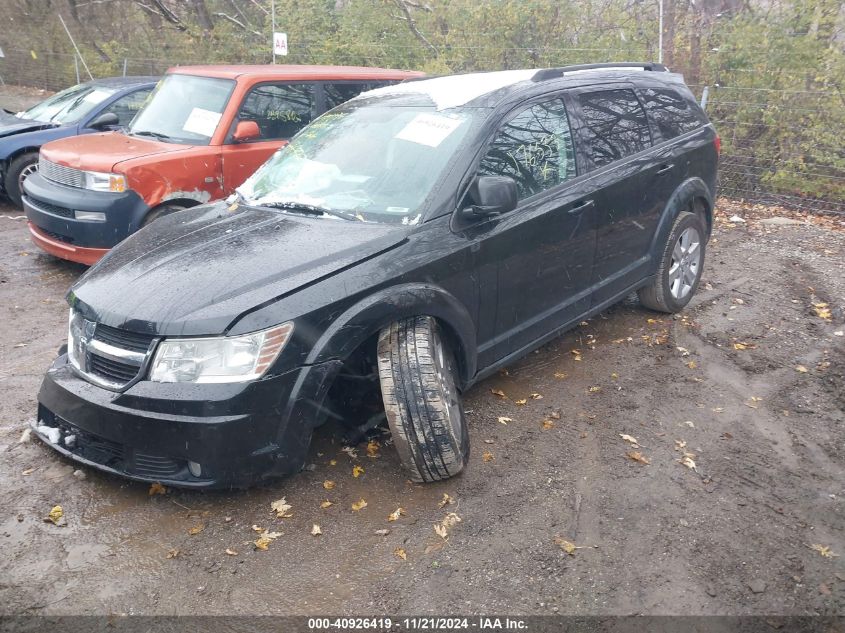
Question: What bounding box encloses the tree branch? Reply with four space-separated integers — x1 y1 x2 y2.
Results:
392 0 438 56
213 12 262 37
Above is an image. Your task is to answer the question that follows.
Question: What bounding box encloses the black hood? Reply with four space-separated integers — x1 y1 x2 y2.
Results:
70 203 408 336
0 110 57 137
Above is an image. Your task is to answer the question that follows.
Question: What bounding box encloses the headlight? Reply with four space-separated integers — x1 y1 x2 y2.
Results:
84 170 126 193
149 323 294 384
67 309 85 370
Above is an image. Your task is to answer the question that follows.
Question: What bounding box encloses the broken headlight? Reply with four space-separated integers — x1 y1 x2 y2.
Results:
149 323 293 384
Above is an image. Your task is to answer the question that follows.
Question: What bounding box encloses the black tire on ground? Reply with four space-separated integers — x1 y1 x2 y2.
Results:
377 316 470 483
141 203 184 227
4 152 39 209
638 210 707 313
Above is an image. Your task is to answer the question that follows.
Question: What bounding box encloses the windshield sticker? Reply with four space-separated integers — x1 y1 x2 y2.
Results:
83 89 114 105
182 107 222 137
395 113 463 148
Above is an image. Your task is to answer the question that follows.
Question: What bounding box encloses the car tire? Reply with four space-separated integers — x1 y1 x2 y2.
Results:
638 210 706 313
5 152 39 209
141 203 184 227
377 316 469 483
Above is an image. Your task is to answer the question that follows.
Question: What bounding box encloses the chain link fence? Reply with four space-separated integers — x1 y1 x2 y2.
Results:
1 47 843 216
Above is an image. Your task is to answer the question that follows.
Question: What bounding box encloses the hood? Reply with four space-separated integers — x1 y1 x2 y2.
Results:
0 111 59 138
70 203 408 335
40 131 195 172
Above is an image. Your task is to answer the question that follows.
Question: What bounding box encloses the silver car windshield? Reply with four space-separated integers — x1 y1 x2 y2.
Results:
19 84 118 124
237 101 479 225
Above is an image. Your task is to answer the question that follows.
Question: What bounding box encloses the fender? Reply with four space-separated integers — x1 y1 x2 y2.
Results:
649 177 714 264
305 283 478 387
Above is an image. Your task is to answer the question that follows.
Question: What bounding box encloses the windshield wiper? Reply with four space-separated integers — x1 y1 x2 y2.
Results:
253 201 361 222
131 129 173 141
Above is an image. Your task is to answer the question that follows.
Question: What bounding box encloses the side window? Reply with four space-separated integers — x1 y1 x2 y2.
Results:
323 82 385 110
478 98 577 200
99 88 153 127
640 87 706 141
576 89 651 168
236 83 316 141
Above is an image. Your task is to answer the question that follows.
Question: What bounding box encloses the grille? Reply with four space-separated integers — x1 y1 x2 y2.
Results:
41 228 74 243
39 158 86 188
89 354 139 383
94 323 155 353
133 454 183 478
27 197 74 218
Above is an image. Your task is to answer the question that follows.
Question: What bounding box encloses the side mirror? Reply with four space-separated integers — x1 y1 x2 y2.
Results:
462 175 518 219
233 120 260 143
88 112 119 130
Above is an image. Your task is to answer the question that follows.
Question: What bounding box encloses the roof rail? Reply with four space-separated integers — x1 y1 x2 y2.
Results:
532 62 668 82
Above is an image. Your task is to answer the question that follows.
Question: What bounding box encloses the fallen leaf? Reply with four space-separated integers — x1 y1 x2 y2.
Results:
21 467 35 476
550 411 561 420
733 341 756 350
252 524 265 533
687 361 697 369
515 399 528 405
148 482 167 496
810 544 838 558
626 451 651 465
812 302 832 321
166 548 180 559
46 505 64 525
542 420 555 430
188 524 204 535
491 388 507 399
329 459 337 466
684 420 695 428
271 497 293 518
530 393 543 400
571 350 582 361
342 446 358 459
320 500 333 509
311 524 322 536
434 512 462 539
352 465 365 478
225 548 238 556
795 365 808 373
438 493 454 508
323 480 336 490
366 440 380 458
554 372 567 379
482 451 494 462
394 547 407 561
351 499 368 512
588 386 601 393
254 536 271 550
387 507 405 522
676 346 690 356
375 529 390 536
679 455 697 471
498 416 512 425
555 537 577 555
712 407 724 413
611 372 619 379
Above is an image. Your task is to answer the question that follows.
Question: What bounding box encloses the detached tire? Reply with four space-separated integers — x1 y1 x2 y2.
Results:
5 152 39 209
377 316 469 482
638 210 707 313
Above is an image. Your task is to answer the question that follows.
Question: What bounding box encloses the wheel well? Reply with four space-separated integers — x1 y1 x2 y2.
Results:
155 198 201 211
692 196 712 238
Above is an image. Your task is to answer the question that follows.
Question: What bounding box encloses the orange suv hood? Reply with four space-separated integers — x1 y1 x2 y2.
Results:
39 131 196 173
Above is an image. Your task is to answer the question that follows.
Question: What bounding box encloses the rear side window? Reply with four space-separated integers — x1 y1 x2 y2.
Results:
323 82 388 109
478 98 577 200
237 83 316 141
576 89 651 168
640 87 707 140
99 88 153 127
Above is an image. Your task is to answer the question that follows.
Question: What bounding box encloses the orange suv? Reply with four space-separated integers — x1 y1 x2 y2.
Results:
23 65 422 264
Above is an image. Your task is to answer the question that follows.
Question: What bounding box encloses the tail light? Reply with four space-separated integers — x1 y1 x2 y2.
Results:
714 135 721 155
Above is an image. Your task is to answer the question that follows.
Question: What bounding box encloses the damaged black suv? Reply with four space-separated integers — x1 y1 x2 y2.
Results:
34 63 718 488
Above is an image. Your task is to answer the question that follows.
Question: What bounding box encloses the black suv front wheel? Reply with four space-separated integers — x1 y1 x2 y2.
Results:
639 210 707 313
377 316 469 482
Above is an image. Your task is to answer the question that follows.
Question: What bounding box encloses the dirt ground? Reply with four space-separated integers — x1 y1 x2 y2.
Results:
1 194 843 618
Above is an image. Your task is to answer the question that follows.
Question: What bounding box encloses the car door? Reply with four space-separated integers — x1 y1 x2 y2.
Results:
320 81 390 111
80 87 154 133
568 86 662 305
221 81 317 193
456 95 597 366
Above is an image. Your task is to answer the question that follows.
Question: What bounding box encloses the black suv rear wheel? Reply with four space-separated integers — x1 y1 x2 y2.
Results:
639 210 706 313
377 316 469 482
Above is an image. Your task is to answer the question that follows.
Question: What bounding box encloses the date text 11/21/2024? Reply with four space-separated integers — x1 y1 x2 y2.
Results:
307 617 528 630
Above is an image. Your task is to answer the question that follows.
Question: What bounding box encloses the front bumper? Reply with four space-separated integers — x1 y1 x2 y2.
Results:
22 171 150 263
35 353 342 488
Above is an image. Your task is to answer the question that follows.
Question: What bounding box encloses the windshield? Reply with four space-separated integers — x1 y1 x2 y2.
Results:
128 74 234 145
19 84 118 124
237 101 479 224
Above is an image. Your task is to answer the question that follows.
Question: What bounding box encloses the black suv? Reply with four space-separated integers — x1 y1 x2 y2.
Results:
34 63 718 488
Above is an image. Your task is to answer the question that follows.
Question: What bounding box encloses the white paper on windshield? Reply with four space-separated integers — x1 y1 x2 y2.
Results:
83 89 114 105
182 107 222 137
395 113 463 147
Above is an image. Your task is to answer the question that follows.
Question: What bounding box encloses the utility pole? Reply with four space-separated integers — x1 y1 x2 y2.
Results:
658 0 664 64
271 0 276 64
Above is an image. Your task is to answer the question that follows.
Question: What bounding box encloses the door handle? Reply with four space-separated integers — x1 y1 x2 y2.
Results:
568 199 595 214
656 163 674 175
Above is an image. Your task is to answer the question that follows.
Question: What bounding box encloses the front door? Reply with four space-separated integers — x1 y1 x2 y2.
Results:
457 95 597 365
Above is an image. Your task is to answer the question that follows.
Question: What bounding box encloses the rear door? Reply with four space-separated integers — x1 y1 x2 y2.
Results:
568 85 662 304
456 94 596 365
221 81 317 192
320 81 391 111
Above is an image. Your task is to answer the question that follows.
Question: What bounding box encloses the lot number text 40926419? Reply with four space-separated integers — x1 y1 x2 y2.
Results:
307 617 528 630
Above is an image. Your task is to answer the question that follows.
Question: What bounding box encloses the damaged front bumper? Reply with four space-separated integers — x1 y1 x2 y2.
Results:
34 353 342 489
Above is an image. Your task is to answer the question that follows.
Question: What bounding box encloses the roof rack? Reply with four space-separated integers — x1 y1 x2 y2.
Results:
532 62 668 82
